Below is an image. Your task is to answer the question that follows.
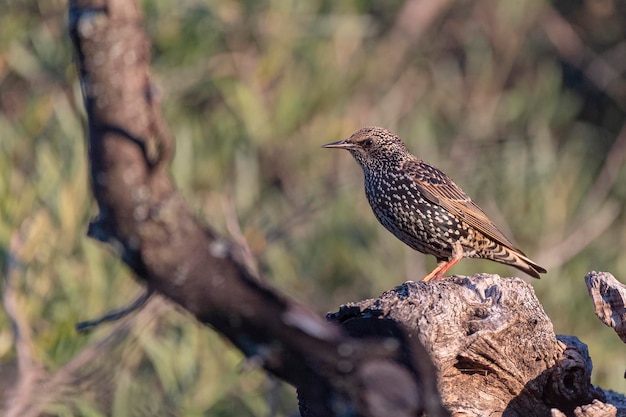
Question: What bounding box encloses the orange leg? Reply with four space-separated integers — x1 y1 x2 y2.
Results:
421 242 464 282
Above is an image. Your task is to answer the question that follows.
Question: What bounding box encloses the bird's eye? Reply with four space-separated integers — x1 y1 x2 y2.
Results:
363 138 373 147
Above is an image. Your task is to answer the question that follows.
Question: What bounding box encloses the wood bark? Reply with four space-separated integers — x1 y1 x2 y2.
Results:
20 0 622 416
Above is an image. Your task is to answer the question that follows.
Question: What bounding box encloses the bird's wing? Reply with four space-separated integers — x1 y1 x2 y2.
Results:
402 159 520 251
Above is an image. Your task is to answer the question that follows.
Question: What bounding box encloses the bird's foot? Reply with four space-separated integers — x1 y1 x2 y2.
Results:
420 268 445 282
420 243 464 282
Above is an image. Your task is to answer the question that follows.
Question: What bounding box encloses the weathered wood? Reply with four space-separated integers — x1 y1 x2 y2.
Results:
585 271 626 344
329 274 626 416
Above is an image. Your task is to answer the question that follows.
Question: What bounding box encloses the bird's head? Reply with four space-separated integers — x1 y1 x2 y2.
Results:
322 126 410 171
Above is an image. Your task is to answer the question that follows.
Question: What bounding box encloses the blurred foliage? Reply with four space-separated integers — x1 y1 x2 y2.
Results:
1 0 625 415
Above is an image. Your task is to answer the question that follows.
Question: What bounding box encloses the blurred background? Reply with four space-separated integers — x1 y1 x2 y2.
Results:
1 0 625 415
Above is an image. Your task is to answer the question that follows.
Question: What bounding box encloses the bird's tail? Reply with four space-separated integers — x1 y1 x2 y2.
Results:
492 246 547 279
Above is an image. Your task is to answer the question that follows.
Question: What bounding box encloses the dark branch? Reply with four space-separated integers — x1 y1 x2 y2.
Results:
67 0 446 416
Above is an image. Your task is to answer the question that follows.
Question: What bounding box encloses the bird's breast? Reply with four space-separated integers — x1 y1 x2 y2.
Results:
363 171 470 256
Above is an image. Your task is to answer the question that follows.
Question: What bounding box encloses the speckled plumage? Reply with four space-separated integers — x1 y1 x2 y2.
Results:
323 126 546 281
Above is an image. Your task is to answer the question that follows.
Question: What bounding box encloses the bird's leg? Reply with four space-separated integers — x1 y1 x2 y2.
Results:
421 242 464 282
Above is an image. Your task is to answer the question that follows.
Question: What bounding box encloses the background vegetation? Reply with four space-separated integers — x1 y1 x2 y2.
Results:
1 0 625 415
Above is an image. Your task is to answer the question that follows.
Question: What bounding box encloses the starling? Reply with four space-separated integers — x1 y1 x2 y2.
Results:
322 126 546 281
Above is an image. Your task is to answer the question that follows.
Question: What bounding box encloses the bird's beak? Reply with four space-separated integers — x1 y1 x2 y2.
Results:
321 139 355 149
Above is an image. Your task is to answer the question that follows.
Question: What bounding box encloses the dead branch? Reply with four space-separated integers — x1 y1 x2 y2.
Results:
66 0 447 416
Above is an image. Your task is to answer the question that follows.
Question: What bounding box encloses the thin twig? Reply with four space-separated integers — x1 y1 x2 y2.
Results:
536 201 620 270
3 230 46 417
577 123 626 218
75 288 154 333
537 122 626 268
541 7 626 111
222 195 261 281
10 296 168 417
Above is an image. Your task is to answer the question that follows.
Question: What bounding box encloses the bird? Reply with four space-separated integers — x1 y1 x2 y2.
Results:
322 126 546 281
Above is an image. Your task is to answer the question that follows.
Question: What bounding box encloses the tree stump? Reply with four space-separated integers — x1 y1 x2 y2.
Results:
329 274 624 416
